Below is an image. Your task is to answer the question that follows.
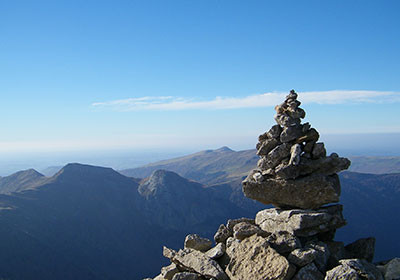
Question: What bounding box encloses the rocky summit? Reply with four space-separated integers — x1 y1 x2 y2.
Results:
144 90 398 280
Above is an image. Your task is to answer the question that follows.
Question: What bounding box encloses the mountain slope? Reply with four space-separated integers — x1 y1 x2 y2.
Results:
0 169 46 194
0 164 261 280
120 147 258 185
0 164 167 280
136 169 259 235
337 171 400 261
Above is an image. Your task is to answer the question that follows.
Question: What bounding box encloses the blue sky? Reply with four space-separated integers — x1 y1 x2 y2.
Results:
1 0 399 157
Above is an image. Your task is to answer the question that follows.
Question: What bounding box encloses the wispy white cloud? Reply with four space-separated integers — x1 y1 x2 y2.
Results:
92 90 400 111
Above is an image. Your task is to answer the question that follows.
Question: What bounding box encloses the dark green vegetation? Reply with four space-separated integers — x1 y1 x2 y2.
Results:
0 148 399 279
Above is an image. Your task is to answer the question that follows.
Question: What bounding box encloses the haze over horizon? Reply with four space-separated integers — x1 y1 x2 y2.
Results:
1 1 399 161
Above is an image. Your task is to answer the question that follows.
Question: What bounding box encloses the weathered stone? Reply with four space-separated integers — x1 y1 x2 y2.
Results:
289 143 302 165
296 128 319 143
226 217 255 232
161 263 180 280
325 259 383 280
184 234 212 252
266 231 301 255
214 224 232 244
288 248 318 267
280 125 305 143
275 113 301 127
312 142 326 159
258 132 269 142
304 140 315 153
345 237 375 263
243 174 341 209
225 237 240 253
205 243 226 260
255 205 346 236
287 107 306 119
171 272 203 280
306 241 330 273
267 124 283 139
153 275 165 280
377 258 400 280
257 138 279 156
233 222 268 240
265 143 292 169
275 156 351 180
225 235 295 280
163 247 228 280
293 262 324 280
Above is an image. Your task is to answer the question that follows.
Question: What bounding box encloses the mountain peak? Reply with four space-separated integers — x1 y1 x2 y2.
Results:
138 169 202 198
53 163 125 182
0 168 45 194
216 146 234 152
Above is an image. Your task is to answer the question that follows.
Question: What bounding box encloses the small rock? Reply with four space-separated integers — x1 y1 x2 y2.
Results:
296 128 319 144
214 224 232 244
345 237 376 263
293 262 324 280
304 141 315 153
274 113 301 127
184 234 212 252
280 125 305 143
226 217 255 232
288 248 318 267
267 124 283 139
266 231 301 255
205 243 226 259
265 143 292 169
171 272 203 280
161 263 180 280
233 222 268 240
289 143 302 165
312 142 326 159
163 247 228 280
257 138 280 156
325 259 383 280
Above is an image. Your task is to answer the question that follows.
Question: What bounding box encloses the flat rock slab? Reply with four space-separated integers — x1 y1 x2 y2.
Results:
225 235 295 280
243 173 340 209
255 205 346 237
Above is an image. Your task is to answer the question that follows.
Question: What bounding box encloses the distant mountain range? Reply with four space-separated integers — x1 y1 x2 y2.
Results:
119 147 400 181
0 148 399 279
0 163 258 280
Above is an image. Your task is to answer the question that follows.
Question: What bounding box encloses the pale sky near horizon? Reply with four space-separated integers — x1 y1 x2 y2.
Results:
1 0 400 155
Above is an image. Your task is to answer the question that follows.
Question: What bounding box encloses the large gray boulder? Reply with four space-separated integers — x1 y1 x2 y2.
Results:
163 247 228 280
255 205 346 237
325 259 383 280
225 235 295 280
243 173 341 209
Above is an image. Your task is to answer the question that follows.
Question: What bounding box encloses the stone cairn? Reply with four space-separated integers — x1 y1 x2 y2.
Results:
145 90 395 280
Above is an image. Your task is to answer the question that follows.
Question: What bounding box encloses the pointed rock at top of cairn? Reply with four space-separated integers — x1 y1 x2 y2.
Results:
242 90 351 210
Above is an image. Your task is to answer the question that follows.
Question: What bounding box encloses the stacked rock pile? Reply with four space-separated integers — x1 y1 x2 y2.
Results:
144 91 397 280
